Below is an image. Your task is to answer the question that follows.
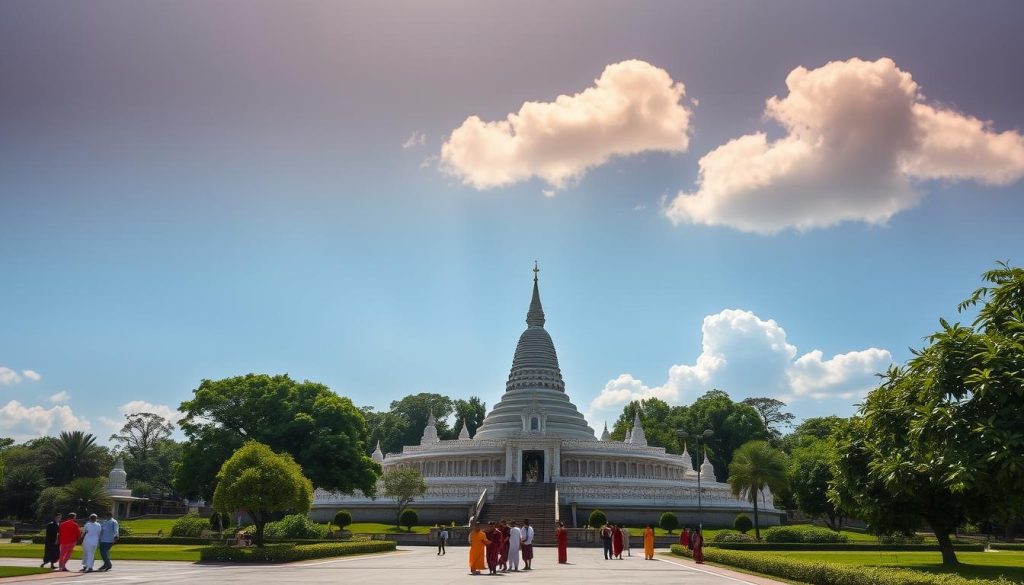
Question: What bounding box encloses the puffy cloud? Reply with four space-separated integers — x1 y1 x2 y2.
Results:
441 59 692 190
402 131 426 150
0 400 90 442
48 390 70 404
22 370 42 381
589 309 891 414
118 400 182 424
0 367 42 385
666 57 1024 234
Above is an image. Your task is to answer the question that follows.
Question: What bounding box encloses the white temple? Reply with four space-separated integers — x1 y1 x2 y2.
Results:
313 266 780 528
105 457 146 518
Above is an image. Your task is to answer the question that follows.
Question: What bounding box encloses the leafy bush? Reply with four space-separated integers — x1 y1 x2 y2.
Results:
733 514 753 534
171 514 210 537
713 531 757 543
264 514 329 540
333 510 352 530
32 535 214 545
659 512 679 534
209 512 231 530
763 525 848 543
199 540 395 563
399 509 418 532
991 543 1024 551
708 542 985 552
670 545 1006 585
588 509 607 528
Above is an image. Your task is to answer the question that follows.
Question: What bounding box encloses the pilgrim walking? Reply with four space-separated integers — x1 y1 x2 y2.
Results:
41 513 60 569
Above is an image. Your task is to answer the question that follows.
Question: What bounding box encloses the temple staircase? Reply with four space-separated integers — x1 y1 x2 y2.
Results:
477 482 557 546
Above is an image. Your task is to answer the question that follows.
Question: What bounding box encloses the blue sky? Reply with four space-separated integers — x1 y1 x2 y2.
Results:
2 0 1023 442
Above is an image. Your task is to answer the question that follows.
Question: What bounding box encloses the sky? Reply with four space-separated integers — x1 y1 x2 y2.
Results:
2 0 1023 443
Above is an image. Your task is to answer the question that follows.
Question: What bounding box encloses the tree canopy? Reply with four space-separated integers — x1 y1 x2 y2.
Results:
381 467 427 526
41 431 109 486
728 440 788 539
741 397 795 440
175 374 379 500
212 441 313 547
831 263 1024 566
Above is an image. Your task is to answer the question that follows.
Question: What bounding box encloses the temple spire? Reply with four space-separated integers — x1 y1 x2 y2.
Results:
526 261 546 327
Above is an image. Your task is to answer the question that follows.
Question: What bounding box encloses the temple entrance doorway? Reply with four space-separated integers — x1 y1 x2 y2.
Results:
522 450 545 483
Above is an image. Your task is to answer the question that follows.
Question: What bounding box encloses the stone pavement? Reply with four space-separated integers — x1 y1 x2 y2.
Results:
0 546 784 584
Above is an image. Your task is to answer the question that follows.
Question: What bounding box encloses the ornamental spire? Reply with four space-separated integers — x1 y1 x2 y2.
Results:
526 261 546 327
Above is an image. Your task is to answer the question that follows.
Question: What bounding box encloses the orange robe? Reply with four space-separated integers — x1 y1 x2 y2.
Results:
643 527 655 559
469 530 490 571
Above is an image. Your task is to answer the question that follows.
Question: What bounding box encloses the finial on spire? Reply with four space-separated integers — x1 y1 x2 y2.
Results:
526 262 546 327
533 260 539 281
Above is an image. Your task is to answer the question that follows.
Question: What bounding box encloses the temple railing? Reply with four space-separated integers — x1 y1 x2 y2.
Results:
469 488 488 525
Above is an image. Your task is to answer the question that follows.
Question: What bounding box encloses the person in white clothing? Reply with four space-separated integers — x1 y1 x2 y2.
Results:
80 514 102 573
521 519 535 570
507 521 522 571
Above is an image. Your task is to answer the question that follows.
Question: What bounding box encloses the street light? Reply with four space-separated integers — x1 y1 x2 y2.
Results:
677 429 714 534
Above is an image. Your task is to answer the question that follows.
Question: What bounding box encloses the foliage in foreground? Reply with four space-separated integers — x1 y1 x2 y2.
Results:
670 545 1014 585
763 525 849 543
264 514 329 540
171 514 210 538
199 540 395 563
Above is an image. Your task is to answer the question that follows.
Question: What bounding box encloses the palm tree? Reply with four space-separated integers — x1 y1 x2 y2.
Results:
58 477 111 518
728 440 789 540
42 431 106 485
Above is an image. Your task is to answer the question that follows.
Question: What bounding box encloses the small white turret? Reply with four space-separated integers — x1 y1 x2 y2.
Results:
600 422 610 441
458 421 470 440
700 452 717 482
629 411 647 446
680 443 694 474
420 412 440 445
371 441 384 463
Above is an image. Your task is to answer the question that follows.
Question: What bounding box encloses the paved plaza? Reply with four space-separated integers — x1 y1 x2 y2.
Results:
0 546 782 584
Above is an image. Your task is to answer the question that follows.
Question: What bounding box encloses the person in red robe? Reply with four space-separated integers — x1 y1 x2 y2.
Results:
692 529 704 564
498 520 510 571
57 512 81 572
612 524 623 559
680 527 690 549
485 522 501 575
555 521 568 564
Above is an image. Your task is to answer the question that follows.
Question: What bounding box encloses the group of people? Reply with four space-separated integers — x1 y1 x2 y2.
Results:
467 518 536 575
41 511 120 573
598 523 632 559
678 526 705 564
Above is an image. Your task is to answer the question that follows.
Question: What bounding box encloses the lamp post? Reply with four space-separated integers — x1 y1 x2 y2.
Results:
677 429 714 534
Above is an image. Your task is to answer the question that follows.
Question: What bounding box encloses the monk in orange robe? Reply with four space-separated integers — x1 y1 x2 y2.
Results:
643 524 655 560
468 523 490 575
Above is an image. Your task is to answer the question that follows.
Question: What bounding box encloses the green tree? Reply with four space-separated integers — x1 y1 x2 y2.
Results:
400 508 419 532
789 436 846 530
734 514 753 534
110 412 173 460
333 510 352 531
361 407 410 456
831 263 1024 566
659 511 679 534
381 467 427 527
388 393 454 444
0 464 46 520
212 441 313 547
588 509 607 528
126 438 183 498
680 390 769 480
611 399 683 451
728 441 788 540
175 374 379 500
453 397 487 438
41 431 108 486
57 477 111 518
740 397 795 440
33 486 63 520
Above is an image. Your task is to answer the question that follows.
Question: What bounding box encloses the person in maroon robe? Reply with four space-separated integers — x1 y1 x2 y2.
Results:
485 522 501 575
498 520 510 571
680 527 691 549
612 524 623 559
692 529 704 564
556 521 568 564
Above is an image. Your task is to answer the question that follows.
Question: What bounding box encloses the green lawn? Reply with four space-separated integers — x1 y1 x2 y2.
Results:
0 566 51 578
767 550 1024 582
0 544 202 562
341 522 432 535
120 518 182 534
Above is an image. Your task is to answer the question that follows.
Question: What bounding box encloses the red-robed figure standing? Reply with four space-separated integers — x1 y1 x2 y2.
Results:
555 521 568 564
611 525 623 559
692 529 705 563
680 527 691 549
485 522 502 575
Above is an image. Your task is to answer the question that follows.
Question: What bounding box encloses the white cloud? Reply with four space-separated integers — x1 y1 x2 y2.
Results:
589 309 892 415
21 370 42 381
0 400 90 442
665 57 1024 234
402 131 427 150
0 367 21 385
441 59 693 190
48 390 70 404
118 400 182 424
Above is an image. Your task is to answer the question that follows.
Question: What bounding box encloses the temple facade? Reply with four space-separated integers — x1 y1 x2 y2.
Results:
312 267 780 528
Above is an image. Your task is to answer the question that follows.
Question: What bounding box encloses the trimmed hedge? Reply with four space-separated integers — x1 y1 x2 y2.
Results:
670 545 1008 585
31 535 214 545
990 543 1024 551
199 540 395 563
763 525 849 543
708 542 986 552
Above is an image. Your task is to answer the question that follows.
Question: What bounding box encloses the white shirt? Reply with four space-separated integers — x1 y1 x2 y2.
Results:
82 521 102 545
509 526 522 548
522 525 534 545
439 530 448 541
